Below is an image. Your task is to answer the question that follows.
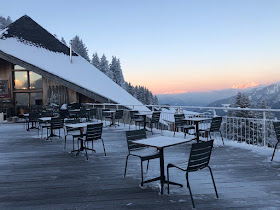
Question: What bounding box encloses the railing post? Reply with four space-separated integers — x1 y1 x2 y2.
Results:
213 109 216 117
263 111 266 147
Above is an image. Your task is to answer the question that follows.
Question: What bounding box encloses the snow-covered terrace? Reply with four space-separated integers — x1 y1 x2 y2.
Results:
1 116 280 209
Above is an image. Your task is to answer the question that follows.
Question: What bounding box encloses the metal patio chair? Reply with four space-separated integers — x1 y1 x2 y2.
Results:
124 129 160 186
46 117 65 140
167 140 218 208
148 111 161 134
271 121 280 161
77 123 106 160
174 113 195 138
199 117 224 145
64 118 82 150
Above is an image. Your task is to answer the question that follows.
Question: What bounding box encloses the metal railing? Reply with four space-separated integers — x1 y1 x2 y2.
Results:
84 103 280 148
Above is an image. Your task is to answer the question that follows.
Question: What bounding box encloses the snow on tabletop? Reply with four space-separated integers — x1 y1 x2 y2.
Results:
0 37 149 113
132 135 197 148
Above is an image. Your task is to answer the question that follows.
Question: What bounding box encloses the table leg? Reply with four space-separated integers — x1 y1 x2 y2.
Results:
159 148 165 194
142 147 183 194
195 121 199 143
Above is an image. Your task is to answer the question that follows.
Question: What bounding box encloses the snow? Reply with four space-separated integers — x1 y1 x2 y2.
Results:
0 37 150 113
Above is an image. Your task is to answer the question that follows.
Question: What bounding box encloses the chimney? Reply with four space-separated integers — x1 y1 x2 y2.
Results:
69 40 72 63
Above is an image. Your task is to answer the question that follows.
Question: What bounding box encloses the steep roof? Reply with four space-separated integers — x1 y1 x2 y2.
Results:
0 15 149 112
2 15 77 56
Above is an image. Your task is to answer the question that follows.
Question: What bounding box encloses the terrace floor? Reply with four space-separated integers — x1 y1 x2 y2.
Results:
0 122 280 209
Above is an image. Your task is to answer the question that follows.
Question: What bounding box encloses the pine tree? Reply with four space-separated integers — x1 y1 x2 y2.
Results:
71 35 90 62
99 54 110 75
91 52 100 70
115 59 126 88
0 16 12 29
61 37 67 46
154 96 159 105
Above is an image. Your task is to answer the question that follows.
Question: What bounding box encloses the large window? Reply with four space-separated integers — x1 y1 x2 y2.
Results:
13 65 43 114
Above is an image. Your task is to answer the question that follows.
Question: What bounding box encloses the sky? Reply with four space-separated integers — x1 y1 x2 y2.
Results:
1 0 280 95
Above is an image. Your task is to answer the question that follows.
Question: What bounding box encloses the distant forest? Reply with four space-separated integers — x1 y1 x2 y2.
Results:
0 16 158 105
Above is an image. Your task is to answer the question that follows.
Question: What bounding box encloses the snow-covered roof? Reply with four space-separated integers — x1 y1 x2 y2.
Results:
0 15 149 112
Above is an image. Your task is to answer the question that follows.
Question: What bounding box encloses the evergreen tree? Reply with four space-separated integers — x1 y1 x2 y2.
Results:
91 52 100 70
115 59 126 88
154 96 159 105
99 54 110 75
61 37 67 46
234 92 253 118
109 56 117 82
71 35 90 62
0 16 12 29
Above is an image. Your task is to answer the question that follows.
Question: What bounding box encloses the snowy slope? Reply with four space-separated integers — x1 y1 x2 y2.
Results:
0 36 150 112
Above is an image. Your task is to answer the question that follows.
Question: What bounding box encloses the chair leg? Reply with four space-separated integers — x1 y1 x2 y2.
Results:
101 138 106 156
219 131 225 145
141 160 144 186
64 135 67 150
146 160 149 171
271 142 279 161
207 166 219 199
85 145 88 160
167 165 170 194
186 172 195 209
124 154 129 177
72 137 75 151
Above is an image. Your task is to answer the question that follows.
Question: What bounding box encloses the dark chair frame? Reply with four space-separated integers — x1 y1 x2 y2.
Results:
124 129 160 186
167 140 218 208
199 117 224 145
64 119 82 151
148 112 161 134
78 123 106 160
47 117 65 140
174 113 195 138
271 121 280 161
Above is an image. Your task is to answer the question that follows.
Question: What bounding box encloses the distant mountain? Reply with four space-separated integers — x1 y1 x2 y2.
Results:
157 88 249 106
208 82 280 115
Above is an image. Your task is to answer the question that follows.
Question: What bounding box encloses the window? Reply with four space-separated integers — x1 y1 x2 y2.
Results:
14 71 28 89
29 72 42 89
13 65 43 114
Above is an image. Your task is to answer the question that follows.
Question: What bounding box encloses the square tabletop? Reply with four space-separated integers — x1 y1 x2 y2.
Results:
183 117 212 122
39 117 52 122
65 122 99 128
132 135 196 149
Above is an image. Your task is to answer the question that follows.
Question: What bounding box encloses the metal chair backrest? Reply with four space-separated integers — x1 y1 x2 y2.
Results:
151 112 161 123
130 110 139 120
51 117 64 129
187 140 213 172
273 121 280 143
209 117 222 132
102 108 110 117
174 113 185 126
71 103 81 109
41 110 54 117
126 129 147 152
90 108 97 117
29 111 39 122
85 123 103 141
115 110 124 119
78 107 87 118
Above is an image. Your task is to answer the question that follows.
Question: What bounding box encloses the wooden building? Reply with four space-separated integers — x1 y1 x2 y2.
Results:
0 15 148 117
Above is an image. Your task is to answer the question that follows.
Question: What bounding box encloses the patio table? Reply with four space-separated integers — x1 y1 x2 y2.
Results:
65 122 99 154
132 135 196 194
183 117 212 142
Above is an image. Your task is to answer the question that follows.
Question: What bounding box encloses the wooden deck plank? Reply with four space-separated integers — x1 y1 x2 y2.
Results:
0 123 280 209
